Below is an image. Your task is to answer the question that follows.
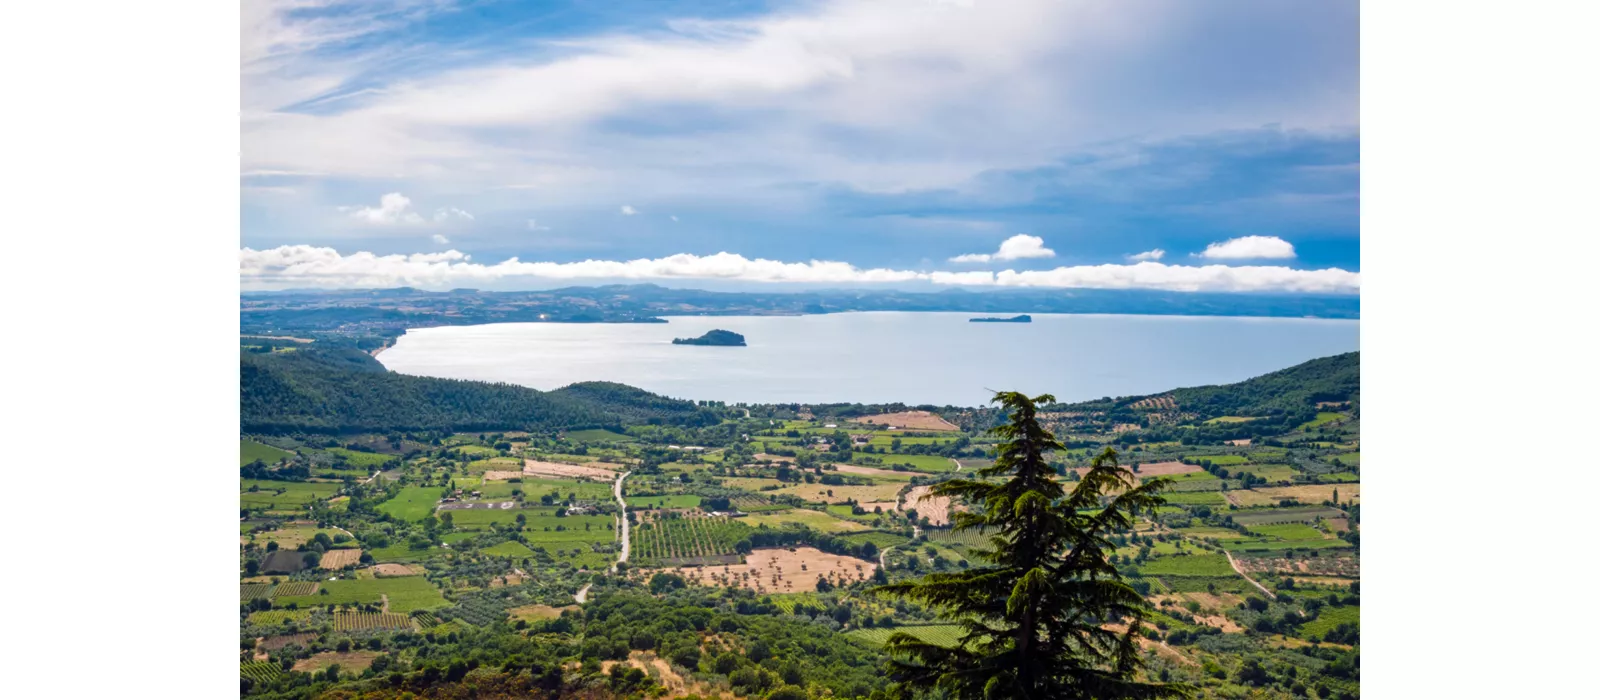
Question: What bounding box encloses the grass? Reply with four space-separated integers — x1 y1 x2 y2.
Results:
482 541 536 558
848 624 968 648
566 428 634 443
1223 539 1353 552
744 509 869 533
1177 526 1248 540
241 439 294 466
517 477 614 502
377 486 441 522
450 509 614 537
1298 412 1346 431
1298 605 1359 639
1162 491 1228 507
274 576 448 613
1203 416 1257 424
240 480 340 509
625 494 703 509
1195 454 1249 465
1229 464 1298 482
873 454 958 473
1229 506 1347 525
1247 523 1328 541
367 543 445 563
1136 554 1236 578
839 531 912 549
324 447 399 469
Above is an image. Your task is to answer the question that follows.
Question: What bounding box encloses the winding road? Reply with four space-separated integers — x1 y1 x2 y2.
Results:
611 471 631 573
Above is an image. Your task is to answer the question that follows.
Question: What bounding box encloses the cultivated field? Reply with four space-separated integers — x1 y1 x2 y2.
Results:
853 411 960 431
664 547 877 593
833 464 918 480
482 470 522 480
333 612 414 631
742 509 869 533
633 514 750 564
1230 484 1361 508
319 548 362 569
905 485 952 526
371 563 420 576
770 482 905 504
523 459 621 481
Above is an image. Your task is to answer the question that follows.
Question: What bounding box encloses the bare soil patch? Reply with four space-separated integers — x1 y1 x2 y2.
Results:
658 547 876 593
834 464 912 479
905 485 952 526
524 459 620 481
853 411 959 431
508 604 576 621
1227 438 1253 446
371 563 419 576
319 549 362 570
260 633 316 651
293 651 381 673
482 470 523 481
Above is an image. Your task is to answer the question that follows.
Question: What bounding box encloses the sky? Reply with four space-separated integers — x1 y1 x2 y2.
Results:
241 0 1359 293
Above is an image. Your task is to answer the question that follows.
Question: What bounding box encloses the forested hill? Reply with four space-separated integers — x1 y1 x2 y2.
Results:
1167 351 1359 416
1053 351 1359 420
241 348 719 434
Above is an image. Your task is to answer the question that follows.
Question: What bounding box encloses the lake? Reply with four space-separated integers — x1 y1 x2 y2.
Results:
378 312 1360 407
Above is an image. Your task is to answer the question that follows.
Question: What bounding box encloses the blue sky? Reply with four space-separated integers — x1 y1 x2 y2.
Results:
241 0 1358 292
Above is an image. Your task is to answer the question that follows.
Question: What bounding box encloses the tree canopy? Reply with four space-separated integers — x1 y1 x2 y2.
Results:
876 391 1188 699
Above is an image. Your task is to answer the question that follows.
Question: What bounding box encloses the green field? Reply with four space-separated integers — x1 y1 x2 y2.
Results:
839 531 912 549
1162 491 1228 506
625 494 702 509
324 447 399 469
452 508 615 538
1177 526 1248 539
1196 454 1249 465
516 477 614 501
1203 416 1257 424
1223 539 1353 552
743 509 867 533
566 428 634 443
241 439 294 466
871 454 957 472
1229 506 1346 525
847 625 967 648
240 480 340 509
1136 554 1236 578
1247 523 1327 541
1299 412 1345 430
376 486 441 522
1298 605 1359 639
482 540 536 558
274 576 448 613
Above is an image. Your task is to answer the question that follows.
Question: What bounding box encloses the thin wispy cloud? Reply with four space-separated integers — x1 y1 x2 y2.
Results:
620 205 638 216
1128 249 1166 261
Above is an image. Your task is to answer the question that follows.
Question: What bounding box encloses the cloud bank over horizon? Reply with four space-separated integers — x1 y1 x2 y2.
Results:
240 245 1360 294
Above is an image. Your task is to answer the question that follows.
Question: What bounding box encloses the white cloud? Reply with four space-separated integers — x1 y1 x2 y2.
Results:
240 246 1359 294
341 193 472 226
346 192 424 225
242 1 1358 200
431 234 450 245
527 219 551 231
1198 235 1296 259
949 234 1055 263
1128 249 1165 261
620 205 638 216
433 207 474 222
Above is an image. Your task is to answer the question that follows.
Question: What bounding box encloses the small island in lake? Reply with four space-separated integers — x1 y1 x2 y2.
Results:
672 329 747 346
969 314 1032 323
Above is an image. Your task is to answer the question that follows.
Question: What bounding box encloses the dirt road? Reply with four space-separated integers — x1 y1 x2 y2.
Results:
611 471 631 573
574 583 591 604
1225 550 1277 600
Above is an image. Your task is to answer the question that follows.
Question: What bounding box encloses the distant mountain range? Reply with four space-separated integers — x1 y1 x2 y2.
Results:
241 284 1358 345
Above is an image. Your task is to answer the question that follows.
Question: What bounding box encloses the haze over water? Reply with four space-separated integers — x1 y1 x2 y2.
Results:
378 312 1359 407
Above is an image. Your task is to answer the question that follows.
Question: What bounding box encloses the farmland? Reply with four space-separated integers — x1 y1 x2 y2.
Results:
241 438 294 466
273 576 448 613
235 343 1361 700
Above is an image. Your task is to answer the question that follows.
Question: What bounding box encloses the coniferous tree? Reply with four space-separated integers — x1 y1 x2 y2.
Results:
876 391 1189 699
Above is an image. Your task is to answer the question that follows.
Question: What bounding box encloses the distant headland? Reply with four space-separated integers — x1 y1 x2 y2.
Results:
672 329 747 346
970 314 1032 323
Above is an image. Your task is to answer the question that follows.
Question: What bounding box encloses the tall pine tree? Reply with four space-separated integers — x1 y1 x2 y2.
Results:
876 391 1189 699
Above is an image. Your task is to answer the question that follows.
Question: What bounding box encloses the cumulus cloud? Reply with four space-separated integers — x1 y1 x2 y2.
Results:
620 205 638 216
431 234 450 245
1128 249 1166 261
949 234 1055 264
1198 235 1296 259
343 193 471 226
240 246 1358 294
345 192 424 225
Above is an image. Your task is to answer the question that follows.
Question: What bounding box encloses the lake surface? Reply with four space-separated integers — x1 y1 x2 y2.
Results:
378 312 1359 407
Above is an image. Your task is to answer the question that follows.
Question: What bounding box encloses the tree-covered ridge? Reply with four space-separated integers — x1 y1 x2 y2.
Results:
241 348 720 434
1055 352 1359 419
